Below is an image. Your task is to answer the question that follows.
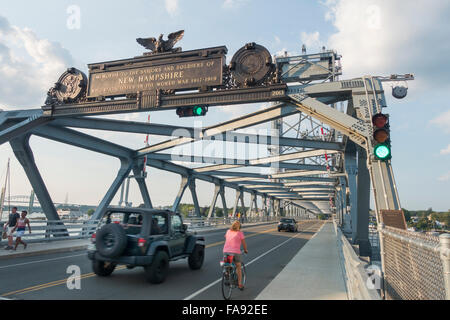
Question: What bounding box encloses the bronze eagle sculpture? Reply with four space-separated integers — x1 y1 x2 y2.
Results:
136 30 184 54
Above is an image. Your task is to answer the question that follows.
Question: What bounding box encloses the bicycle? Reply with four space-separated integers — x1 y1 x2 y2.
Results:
220 252 246 300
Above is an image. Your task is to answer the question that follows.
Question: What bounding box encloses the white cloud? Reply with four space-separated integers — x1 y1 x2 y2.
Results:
164 0 179 16
324 0 450 89
223 0 247 9
274 36 281 45
430 110 450 134
274 48 289 57
300 31 323 52
0 16 73 108
438 171 450 182
440 144 450 155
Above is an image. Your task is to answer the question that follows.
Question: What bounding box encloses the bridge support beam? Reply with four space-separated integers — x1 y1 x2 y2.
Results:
132 159 152 209
339 173 351 233
9 134 61 222
356 146 371 256
188 177 201 217
335 188 341 225
246 192 257 218
274 199 280 216
262 195 268 216
92 158 133 220
207 183 227 218
172 175 201 216
268 198 274 216
345 141 358 238
172 176 189 213
232 188 245 219
207 184 220 218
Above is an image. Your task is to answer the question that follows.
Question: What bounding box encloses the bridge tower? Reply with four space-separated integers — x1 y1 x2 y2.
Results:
272 47 342 220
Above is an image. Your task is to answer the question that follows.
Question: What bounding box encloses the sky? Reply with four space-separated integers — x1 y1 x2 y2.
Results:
0 0 449 211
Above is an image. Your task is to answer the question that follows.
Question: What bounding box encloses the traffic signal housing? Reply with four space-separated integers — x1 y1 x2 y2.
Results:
176 105 208 117
372 113 391 161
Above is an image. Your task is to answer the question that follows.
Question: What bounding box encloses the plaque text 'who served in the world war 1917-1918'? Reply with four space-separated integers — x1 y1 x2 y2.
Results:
87 58 223 97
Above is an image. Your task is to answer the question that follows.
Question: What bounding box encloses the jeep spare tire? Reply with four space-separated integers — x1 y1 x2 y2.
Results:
96 223 127 258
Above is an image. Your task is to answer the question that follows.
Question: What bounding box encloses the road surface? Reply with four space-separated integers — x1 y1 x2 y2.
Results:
0 220 324 300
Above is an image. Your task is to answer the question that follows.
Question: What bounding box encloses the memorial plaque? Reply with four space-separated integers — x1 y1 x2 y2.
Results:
87 57 223 97
380 210 407 230
41 33 285 117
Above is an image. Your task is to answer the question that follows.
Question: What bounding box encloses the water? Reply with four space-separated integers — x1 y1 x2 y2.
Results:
1 211 45 222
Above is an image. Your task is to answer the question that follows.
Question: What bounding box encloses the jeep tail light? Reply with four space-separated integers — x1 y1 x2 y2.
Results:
138 238 146 248
91 233 96 243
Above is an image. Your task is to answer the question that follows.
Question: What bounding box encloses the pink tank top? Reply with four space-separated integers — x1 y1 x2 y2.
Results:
223 230 244 254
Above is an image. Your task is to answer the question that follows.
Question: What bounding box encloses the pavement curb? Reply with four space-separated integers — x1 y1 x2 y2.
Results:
0 244 88 261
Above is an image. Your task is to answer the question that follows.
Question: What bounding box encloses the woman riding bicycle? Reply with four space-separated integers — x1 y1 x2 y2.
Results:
223 220 248 290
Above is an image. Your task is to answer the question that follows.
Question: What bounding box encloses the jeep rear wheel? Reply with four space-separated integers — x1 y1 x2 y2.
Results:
96 223 127 258
144 250 169 284
188 244 205 270
92 259 116 276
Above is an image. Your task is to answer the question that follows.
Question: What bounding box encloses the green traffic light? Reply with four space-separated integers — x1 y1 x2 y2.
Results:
193 106 203 116
374 144 391 160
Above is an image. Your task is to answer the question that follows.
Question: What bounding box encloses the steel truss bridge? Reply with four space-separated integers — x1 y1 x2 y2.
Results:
4 41 446 301
0 48 409 236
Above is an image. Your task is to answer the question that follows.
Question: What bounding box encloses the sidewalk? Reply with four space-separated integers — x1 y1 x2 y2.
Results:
256 221 349 300
0 239 89 260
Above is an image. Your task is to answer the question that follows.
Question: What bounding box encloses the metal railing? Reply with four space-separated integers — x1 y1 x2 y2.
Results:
0 219 99 244
184 215 279 230
334 220 381 300
369 224 381 261
379 224 450 300
0 215 282 244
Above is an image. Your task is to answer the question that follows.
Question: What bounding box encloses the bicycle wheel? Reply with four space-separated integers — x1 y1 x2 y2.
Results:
221 269 233 300
241 263 247 286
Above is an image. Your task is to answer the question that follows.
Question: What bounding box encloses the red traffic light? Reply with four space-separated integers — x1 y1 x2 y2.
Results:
372 113 388 128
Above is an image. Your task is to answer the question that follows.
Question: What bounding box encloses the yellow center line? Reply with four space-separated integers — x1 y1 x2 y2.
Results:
1 224 279 297
206 227 277 248
1 266 126 297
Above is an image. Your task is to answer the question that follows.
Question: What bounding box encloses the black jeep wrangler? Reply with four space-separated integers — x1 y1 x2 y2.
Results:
87 207 205 284
278 218 298 232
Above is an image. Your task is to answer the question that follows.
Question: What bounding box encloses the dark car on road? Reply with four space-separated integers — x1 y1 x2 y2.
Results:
87 207 205 284
278 218 298 232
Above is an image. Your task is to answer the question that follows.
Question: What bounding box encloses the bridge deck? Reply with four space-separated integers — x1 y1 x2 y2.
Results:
256 221 348 300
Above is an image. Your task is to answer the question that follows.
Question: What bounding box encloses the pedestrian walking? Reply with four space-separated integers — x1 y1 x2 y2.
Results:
3 207 19 250
11 210 31 250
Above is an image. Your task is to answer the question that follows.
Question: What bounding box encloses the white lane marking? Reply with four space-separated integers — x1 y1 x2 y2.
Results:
183 222 322 300
0 253 86 270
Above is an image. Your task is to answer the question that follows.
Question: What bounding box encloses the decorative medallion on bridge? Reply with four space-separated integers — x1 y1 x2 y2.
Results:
230 43 274 87
45 68 87 105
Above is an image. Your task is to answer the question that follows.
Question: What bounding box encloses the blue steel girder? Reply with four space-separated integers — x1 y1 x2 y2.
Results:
147 152 333 172
0 115 51 146
51 117 343 152
9 134 66 230
32 125 134 159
